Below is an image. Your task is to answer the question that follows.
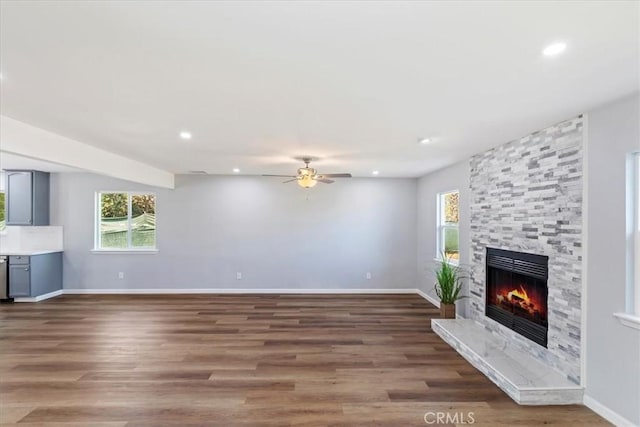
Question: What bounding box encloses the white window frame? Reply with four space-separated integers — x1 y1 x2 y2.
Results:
615 152 640 329
93 191 158 253
634 153 640 316
436 189 460 265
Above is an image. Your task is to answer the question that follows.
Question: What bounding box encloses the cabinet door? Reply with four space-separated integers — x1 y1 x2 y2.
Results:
6 171 33 225
9 264 31 297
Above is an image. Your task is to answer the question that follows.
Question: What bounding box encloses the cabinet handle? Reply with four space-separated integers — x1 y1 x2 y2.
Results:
24 267 29 271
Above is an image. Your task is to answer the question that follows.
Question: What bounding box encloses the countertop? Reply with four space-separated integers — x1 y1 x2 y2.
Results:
0 250 63 256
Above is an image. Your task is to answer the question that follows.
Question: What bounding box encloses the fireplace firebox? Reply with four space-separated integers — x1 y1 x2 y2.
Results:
485 248 548 347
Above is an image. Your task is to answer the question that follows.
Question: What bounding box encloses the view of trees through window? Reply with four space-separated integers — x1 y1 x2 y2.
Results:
99 192 156 249
439 191 459 261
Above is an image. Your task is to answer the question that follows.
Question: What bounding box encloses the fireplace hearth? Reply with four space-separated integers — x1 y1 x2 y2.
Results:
485 248 548 347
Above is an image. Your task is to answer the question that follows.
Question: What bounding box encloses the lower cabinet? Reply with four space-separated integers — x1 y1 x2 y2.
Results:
8 252 63 298
8 264 31 297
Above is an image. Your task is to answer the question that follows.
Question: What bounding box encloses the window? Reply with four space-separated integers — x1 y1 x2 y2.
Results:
95 192 156 250
437 190 459 262
633 153 640 315
0 191 5 232
616 152 640 329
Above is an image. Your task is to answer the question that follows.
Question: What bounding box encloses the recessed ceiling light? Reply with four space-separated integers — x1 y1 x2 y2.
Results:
419 137 432 145
179 131 192 140
543 42 566 57
372 170 379 175
232 168 240 173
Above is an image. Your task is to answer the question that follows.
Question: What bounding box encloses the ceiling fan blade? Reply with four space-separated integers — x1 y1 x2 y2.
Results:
317 178 335 184
318 173 352 178
263 174 298 177
282 178 298 183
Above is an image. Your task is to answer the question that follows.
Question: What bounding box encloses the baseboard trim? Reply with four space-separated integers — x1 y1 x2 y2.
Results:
416 288 440 308
14 289 64 303
583 395 638 427
62 288 419 295
20 288 456 313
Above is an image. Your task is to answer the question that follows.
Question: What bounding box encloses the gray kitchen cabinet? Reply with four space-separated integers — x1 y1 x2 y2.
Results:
8 264 31 297
5 170 50 226
8 252 63 298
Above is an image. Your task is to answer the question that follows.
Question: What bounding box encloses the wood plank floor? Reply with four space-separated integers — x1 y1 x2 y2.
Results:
0 294 607 426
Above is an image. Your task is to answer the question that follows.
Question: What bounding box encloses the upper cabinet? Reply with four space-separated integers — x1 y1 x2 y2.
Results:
5 170 50 226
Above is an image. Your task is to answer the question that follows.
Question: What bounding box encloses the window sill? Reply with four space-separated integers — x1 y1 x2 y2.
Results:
433 257 459 266
91 249 158 254
613 312 640 331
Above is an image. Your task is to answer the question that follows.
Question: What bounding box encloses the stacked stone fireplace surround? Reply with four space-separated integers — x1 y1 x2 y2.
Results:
469 115 584 385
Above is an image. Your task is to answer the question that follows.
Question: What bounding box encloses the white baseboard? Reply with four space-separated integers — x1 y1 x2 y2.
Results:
18 288 461 319
62 288 419 295
14 289 64 303
416 288 440 308
583 395 638 427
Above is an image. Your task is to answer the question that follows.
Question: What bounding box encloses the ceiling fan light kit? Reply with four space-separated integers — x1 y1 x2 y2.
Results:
298 174 318 188
262 158 352 189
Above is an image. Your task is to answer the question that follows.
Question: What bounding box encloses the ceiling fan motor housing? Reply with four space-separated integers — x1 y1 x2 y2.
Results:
298 167 316 177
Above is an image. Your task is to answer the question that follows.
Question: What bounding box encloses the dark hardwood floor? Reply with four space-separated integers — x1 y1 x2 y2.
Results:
0 294 607 426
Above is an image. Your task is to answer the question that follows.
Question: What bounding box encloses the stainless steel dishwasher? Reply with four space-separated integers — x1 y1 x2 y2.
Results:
0 256 10 302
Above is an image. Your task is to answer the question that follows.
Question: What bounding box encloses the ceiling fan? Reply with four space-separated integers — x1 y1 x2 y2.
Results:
262 158 352 188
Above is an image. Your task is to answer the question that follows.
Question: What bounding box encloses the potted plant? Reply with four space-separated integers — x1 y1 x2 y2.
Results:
434 254 466 319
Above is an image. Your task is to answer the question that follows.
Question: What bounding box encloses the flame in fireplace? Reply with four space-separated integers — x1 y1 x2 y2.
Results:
494 284 544 319
507 286 529 303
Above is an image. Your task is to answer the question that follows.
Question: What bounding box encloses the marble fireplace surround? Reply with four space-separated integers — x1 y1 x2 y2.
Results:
434 116 585 404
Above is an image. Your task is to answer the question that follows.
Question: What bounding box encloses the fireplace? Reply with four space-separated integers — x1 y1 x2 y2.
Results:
485 248 548 347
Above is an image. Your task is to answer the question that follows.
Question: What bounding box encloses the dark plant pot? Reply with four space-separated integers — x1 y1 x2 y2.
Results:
440 303 456 319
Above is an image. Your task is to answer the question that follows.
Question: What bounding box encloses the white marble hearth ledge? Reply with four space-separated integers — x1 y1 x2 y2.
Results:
431 319 584 405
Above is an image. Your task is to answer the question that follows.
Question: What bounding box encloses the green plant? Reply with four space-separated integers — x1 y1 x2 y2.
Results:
101 193 128 218
434 254 467 304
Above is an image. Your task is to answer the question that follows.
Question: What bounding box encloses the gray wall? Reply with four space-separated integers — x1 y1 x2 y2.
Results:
585 93 640 424
416 160 470 317
51 173 418 291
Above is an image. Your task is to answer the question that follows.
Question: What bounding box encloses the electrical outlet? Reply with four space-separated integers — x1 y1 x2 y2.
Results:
118 272 124 279
236 272 242 280
366 272 372 280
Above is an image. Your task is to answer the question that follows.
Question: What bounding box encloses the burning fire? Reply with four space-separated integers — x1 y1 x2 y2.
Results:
496 285 543 318
507 286 529 303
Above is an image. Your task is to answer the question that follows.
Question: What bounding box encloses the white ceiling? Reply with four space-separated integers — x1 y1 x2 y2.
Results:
0 1 638 178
